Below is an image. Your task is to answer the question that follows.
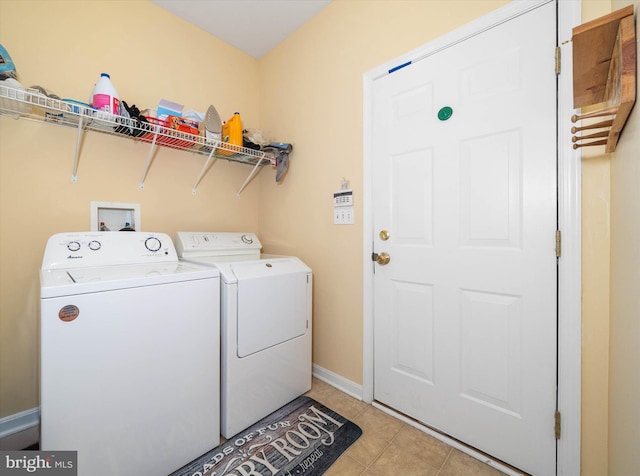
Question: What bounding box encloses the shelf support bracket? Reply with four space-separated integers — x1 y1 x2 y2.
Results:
140 130 159 189
192 147 218 195
71 115 86 183
236 158 266 198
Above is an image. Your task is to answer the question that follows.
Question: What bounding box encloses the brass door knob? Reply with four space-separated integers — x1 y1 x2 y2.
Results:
376 252 391 265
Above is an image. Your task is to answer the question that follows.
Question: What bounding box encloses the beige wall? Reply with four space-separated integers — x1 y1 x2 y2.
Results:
580 5 613 476
0 0 262 417
2 0 635 474
579 2 640 475
580 153 610 476
608 2 640 475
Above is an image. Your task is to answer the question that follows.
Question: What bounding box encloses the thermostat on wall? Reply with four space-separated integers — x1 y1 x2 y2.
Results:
333 189 353 207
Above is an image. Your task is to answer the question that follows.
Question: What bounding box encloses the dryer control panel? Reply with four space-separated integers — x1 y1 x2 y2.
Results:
42 232 178 270
175 232 262 259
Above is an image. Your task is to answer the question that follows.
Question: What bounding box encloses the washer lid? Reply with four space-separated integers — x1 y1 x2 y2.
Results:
40 261 219 298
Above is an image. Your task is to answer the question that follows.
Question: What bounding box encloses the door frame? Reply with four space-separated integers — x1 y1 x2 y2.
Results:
362 1 582 474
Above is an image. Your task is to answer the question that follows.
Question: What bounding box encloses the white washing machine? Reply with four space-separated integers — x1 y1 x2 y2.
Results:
40 232 220 476
175 232 312 438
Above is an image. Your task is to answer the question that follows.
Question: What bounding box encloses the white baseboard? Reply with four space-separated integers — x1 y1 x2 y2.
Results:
312 364 363 400
0 408 40 450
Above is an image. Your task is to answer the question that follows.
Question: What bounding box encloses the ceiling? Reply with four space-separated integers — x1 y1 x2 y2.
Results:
151 0 332 59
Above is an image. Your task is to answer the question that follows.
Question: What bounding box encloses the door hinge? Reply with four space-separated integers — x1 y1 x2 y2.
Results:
555 46 561 74
555 411 561 439
555 230 561 258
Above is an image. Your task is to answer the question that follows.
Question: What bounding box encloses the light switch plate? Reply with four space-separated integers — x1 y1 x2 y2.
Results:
334 206 354 225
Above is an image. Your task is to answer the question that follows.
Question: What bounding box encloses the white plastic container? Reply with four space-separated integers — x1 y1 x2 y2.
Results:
91 73 120 115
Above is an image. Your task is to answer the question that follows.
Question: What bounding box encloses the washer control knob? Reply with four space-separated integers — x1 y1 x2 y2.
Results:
88 240 101 251
67 241 81 252
241 234 253 244
145 236 162 252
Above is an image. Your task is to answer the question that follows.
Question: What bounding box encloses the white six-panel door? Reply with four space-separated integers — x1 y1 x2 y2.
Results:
372 2 557 474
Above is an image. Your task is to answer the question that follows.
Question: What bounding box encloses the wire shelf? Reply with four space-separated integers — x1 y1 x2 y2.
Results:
0 84 274 195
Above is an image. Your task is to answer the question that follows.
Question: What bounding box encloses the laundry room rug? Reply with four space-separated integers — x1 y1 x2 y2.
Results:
171 396 362 476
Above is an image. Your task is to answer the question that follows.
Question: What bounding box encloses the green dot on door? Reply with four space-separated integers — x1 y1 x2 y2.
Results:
438 106 453 121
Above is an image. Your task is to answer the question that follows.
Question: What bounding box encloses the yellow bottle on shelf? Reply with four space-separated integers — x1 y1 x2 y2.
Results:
218 112 242 156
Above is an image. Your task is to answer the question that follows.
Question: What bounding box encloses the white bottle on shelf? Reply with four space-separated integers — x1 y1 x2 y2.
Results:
90 73 120 116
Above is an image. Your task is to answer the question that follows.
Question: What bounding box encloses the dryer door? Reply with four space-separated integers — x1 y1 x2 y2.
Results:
233 259 309 358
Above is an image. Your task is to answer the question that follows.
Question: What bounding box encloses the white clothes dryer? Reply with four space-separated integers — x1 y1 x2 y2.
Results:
40 232 220 476
175 232 312 438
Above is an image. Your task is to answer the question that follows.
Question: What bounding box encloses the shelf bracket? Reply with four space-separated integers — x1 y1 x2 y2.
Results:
71 115 86 183
139 129 159 189
236 157 266 198
191 146 218 195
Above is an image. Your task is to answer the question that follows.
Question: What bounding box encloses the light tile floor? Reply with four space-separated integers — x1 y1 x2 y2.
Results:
305 377 509 476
